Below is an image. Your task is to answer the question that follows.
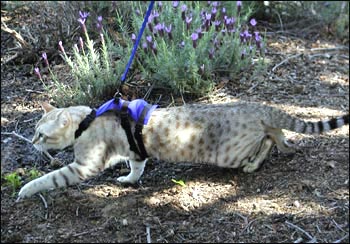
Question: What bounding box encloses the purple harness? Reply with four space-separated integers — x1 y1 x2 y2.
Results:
95 98 158 125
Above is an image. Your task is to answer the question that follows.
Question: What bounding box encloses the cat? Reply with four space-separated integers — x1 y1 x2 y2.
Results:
17 101 349 200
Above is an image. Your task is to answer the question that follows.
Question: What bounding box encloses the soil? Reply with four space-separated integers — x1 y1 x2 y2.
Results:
1 3 349 243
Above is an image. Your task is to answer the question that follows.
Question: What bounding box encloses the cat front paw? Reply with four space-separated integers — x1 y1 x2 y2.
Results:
117 175 138 184
16 181 37 201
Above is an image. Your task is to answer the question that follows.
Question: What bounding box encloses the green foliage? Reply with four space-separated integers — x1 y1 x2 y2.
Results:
127 1 265 95
52 28 129 107
3 172 21 196
28 168 41 181
256 1 349 39
171 179 187 187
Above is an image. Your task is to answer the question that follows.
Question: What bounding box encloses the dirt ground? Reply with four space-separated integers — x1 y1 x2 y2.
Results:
1 3 349 243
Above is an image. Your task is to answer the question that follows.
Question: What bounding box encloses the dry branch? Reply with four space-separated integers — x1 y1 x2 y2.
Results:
272 54 302 72
1 20 30 49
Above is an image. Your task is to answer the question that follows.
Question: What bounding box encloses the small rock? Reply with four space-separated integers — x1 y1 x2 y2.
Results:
122 219 128 226
293 200 301 208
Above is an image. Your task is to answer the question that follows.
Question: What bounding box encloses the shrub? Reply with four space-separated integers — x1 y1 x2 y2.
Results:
35 11 129 107
127 1 265 95
3 172 21 196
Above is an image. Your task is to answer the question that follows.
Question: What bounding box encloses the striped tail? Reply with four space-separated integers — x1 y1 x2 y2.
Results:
294 114 349 134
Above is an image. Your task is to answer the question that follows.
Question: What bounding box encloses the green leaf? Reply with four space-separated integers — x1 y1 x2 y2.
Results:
171 179 186 187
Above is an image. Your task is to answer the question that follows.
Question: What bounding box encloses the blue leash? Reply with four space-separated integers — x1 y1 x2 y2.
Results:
96 1 156 118
120 0 155 83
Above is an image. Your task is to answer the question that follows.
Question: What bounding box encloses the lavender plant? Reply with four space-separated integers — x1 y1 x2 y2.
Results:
127 1 265 95
35 11 129 106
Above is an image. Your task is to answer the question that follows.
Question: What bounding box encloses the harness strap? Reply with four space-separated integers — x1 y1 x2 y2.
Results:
134 104 151 159
120 101 143 159
75 109 96 139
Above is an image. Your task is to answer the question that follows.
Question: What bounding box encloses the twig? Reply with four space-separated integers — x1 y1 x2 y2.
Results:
146 225 152 243
73 229 98 237
241 219 257 234
310 47 349 52
285 221 317 243
332 233 349 243
38 193 48 209
332 219 346 233
1 20 30 48
1 131 54 161
1 52 19 65
1 131 31 143
25 89 45 94
272 53 302 72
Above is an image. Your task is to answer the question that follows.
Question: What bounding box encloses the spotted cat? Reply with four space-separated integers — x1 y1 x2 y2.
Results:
17 101 349 200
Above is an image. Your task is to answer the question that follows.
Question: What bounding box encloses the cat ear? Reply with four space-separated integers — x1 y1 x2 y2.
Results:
41 102 56 113
59 110 71 128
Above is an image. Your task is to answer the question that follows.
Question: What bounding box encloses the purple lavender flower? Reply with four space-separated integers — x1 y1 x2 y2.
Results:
165 24 172 40
239 30 252 43
135 9 141 16
131 33 136 44
205 13 212 31
58 41 65 54
152 11 160 24
214 20 221 31
237 1 242 14
221 7 226 20
243 30 252 39
212 1 219 7
142 42 148 51
250 18 257 26
148 18 153 32
42 52 49 67
148 12 154 23
191 32 199 48
211 7 217 20
34 67 42 80
158 1 162 11
206 12 212 21
78 18 87 34
186 16 192 30
196 28 203 39
156 23 165 37
225 17 235 30
97 16 102 23
181 4 187 20
254 31 262 48
172 1 179 8
146 35 152 44
254 31 261 41
79 11 90 20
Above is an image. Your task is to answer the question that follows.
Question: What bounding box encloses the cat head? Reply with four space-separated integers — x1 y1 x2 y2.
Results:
32 102 75 152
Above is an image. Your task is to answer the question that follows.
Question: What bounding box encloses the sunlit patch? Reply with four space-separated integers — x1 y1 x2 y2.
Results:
319 74 349 87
